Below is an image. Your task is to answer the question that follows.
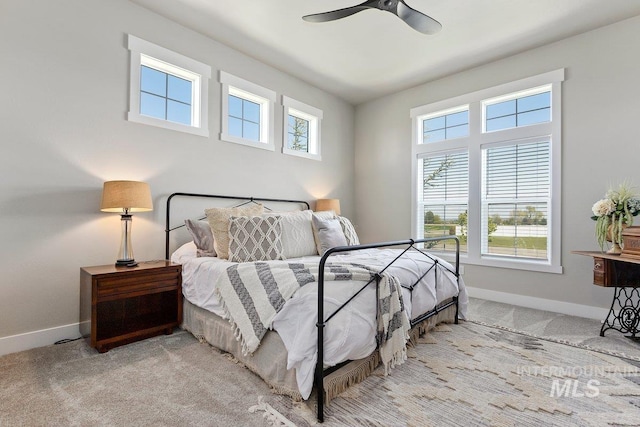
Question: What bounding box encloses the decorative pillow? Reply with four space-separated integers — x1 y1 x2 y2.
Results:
184 219 217 257
311 214 348 256
264 210 317 258
228 215 284 263
205 203 264 259
338 216 360 246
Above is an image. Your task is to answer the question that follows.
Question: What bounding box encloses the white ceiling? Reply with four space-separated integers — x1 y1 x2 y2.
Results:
130 0 640 104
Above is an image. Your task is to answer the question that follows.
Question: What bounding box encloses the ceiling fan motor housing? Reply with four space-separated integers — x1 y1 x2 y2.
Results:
380 0 399 11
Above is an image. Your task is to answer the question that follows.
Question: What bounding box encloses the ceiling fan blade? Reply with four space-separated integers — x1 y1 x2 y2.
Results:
302 0 377 23
396 0 442 34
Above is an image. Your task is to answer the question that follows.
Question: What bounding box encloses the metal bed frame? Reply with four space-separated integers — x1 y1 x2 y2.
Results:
164 192 460 423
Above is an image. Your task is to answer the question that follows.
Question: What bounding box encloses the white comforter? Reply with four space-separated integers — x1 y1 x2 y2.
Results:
172 242 468 399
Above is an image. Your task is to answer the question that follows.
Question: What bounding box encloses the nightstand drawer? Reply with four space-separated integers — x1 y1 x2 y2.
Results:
97 271 180 299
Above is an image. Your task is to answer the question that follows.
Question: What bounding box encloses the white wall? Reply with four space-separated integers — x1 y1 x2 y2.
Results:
0 0 355 350
354 15 640 313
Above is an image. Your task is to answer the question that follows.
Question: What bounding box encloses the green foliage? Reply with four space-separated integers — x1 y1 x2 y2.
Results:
423 156 453 188
424 210 442 224
289 117 308 151
457 211 468 240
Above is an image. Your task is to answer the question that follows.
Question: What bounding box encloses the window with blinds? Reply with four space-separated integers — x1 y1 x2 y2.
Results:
420 151 469 253
482 140 550 260
411 69 563 273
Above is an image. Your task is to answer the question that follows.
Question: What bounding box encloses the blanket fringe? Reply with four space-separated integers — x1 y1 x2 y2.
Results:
216 288 253 356
323 351 380 405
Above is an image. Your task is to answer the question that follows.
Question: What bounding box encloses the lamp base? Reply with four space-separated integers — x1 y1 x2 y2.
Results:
116 259 138 268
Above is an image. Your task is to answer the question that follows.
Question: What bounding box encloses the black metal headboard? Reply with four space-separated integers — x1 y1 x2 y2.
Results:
165 192 310 259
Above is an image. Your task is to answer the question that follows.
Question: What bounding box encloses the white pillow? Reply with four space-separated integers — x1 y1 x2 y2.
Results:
228 215 285 263
264 210 317 259
311 214 348 256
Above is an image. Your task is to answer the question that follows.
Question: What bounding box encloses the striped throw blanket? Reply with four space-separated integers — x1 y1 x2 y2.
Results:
214 261 410 373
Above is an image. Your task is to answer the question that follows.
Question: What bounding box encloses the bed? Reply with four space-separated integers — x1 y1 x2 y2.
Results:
165 193 468 422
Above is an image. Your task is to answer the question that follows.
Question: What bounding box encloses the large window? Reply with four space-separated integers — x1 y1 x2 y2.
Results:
411 70 564 273
220 71 276 151
127 35 211 137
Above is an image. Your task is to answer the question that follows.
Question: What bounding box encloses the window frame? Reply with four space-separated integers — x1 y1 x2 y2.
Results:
127 35 211 137
410 69 564 273
282 96 323 160
220 71 276 151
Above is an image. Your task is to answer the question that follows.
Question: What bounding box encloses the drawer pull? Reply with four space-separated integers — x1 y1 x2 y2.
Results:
595 262 601 269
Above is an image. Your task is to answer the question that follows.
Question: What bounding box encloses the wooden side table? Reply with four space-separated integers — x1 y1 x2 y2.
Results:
80 261 182 353
573 251 640 339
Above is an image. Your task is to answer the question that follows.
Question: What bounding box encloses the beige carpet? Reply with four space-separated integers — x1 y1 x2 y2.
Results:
0 330 291 426
2 300 640 426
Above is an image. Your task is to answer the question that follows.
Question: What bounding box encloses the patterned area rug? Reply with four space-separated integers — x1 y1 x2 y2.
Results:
260 321 640 427
2 320 639 426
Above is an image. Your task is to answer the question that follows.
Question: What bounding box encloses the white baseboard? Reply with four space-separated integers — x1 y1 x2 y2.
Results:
0 290 612 357
466 286 610 321
0 323 82 357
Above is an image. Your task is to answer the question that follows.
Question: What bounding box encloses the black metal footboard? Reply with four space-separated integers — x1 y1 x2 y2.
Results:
315 236 460 422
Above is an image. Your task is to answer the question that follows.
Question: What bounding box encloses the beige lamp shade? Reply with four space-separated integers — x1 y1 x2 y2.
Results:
315 198 340 215
100 181 153 213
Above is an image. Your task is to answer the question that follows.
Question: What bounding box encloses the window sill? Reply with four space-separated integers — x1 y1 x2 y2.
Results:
128 112 209 137
436 252 563 274
282 147 321 161
220 133 275 151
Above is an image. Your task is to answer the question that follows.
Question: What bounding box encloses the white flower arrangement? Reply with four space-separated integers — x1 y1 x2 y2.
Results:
591 182 640 251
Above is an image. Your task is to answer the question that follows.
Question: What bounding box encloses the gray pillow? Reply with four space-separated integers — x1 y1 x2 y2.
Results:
312 214 348 256
185 219 217 257
228 215 285 262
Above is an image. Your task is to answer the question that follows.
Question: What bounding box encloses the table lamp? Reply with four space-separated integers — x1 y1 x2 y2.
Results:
101 180 153 267
315 198 340 215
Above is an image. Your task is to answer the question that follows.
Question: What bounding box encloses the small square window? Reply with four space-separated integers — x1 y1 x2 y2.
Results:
139 66 192 126
282 96 322 161
127 35 210 137
227 95 262 141
220 71 276 151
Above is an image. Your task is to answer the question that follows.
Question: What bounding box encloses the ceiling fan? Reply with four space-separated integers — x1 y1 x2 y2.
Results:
302 0 442 35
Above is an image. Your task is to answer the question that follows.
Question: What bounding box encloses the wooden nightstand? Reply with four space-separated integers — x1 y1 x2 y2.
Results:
80 261 182 353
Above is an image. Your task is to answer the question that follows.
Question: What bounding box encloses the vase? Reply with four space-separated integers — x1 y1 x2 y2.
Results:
606 223 628 255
